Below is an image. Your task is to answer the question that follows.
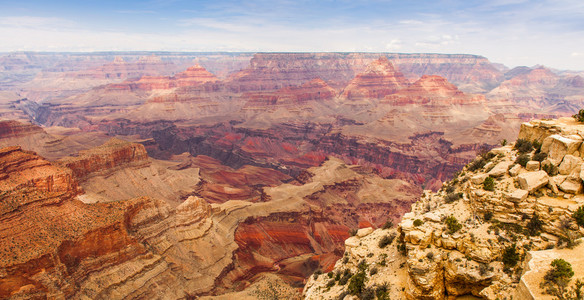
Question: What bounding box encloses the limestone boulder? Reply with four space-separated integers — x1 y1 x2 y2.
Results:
559 177 583 194
490 146 512 155
508 164 522 177
471 174 488 185
508 189 528 202
558 155 583 175
525 161 540 171
541 134 582 164
517 171 549 192
356 227 373 237
488 161 512 177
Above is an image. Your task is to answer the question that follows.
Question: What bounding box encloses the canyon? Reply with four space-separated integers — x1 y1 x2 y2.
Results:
1 51 584 298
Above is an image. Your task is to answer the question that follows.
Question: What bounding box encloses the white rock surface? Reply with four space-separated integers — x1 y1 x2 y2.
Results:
517 171 549 192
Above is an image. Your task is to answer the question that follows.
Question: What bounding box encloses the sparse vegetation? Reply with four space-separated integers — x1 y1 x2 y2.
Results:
574 109 584 123
348 271 367 295
468 158 487 171
484 211 494 222
349 228 358 236
445 215 462 234
514 138 534 153
378 233 396 249
376 283 390 300
541 258 575 299
382 219 394 229
502 244 520 268
573 205 584 228
426 251 435 261
533 151 547 162
526 213 544 236
543 163 559 176
483 176 495 191
413 219 423 227
501 139 507 146
515 154 530 167
445 192 463 203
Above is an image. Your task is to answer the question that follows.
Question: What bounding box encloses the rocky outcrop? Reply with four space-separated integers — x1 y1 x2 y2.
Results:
242 78 336 110
57 138 149 179
304 116 584 300
107 64 218 92
382 75 484 106
341 57 409 100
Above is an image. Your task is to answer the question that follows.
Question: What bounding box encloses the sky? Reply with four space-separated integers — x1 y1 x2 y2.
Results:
1 0 584 70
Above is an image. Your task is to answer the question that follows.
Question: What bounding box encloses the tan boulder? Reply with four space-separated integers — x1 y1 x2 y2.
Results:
525 161 540 171
558 154 583 175
407 230 425 245
559 176 583 194
490 146 513 155
488 161 512 177
517 171 549 192
541 134 582 164
508 189 529 202
356 227 373 237
548 177 560 194
344 236 360 248
471 174 488 185
508 164 522 177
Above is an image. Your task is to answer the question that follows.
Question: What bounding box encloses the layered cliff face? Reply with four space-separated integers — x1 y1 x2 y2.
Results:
305 116 584 300
341 57 409 101
488 66 584 114
57 138 149 179
0 139 420 299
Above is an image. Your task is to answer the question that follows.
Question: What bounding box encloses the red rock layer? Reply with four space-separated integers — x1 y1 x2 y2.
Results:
106 64 218 92
57 138 149 179
0 120 44 139
382 75 484 105
172 154 291 202
0 146 78 214
71 55 176 80
243 78 336 108
341 57 409 100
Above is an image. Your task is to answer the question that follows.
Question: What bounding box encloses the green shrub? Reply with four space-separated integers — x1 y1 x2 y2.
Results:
514 139 534 153
502 244 519 268
445 215 462 234
339 269 352 285
533 140 542 153
484 211 494 222
573 205 584 228
348 271 367 295
515 154 530 167
382 219 394 229
573 109 584 122
326 279 335 288
378 233 396 249
376 283 390 300
357 259 368 271
426 251 435 261
445 192 463 203
501 139 507 146
533 152 547 162
541 258 575 297
526 214 544 236
468 158 487 171
483 176 495 191
413 219 423 227
542 163 558 176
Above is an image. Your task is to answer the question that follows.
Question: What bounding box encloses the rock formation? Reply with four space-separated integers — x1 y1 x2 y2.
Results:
341 57 409 100
304 116 584 300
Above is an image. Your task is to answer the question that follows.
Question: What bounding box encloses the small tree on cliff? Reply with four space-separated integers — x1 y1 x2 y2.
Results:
574 109 584 123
